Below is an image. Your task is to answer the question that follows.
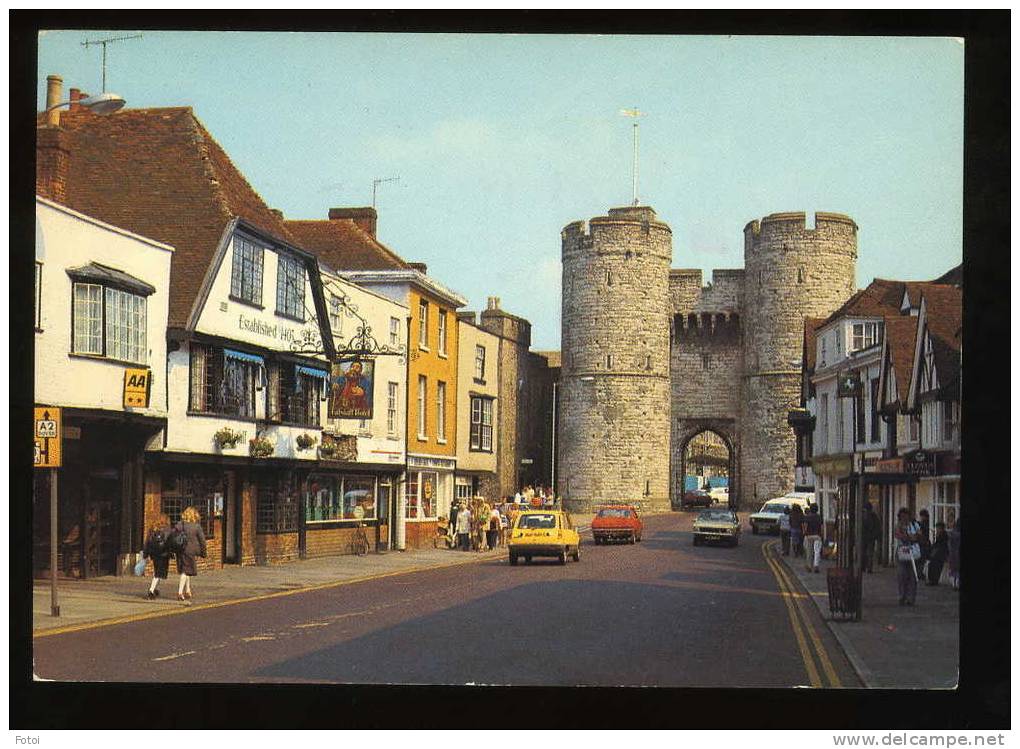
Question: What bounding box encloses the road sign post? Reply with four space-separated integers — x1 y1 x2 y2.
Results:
34 407 62 617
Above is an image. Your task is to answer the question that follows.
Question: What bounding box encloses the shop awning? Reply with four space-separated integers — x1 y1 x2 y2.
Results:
296 364 328 379
224 348 264 364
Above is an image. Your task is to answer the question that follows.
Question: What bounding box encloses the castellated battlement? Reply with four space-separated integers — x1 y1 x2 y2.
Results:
562 205 672 262
744 211 858 255
669 267 745 315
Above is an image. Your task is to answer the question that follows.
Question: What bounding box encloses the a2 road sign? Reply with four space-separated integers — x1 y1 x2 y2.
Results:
34 406 62 469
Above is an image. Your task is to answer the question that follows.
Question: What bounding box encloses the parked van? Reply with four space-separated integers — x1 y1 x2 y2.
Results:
749 491 814 535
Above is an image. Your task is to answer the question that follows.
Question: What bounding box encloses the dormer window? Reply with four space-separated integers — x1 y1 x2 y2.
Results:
851 321 882 352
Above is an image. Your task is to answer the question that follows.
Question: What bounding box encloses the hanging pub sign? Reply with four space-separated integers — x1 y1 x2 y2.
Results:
836 371 862 398
329 358 375 419
904 450 936 477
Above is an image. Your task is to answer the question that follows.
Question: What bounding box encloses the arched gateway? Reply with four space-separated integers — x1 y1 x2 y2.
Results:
672 420 738 510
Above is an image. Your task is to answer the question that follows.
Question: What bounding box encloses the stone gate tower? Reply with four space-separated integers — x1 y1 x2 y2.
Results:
740 212 858 505
559 206 673 512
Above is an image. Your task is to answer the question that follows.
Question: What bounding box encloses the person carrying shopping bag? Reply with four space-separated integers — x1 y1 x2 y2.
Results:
894 508 921 606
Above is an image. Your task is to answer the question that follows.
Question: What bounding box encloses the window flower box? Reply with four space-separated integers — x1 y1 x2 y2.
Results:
249 436 275 459
213 427 243 450
296 433 318 451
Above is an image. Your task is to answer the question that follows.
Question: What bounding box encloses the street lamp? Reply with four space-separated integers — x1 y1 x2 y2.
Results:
44 91 126 116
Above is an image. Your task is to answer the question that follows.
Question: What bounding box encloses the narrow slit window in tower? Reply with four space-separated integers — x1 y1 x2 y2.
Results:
606 354 613 369
645 354 652 369
797 267 804 284
607 270 613 286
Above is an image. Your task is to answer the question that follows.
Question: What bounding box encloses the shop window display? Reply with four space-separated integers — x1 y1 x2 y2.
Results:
304 474 378 522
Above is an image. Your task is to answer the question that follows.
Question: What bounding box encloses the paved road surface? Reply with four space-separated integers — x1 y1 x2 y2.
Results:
33 513 859 687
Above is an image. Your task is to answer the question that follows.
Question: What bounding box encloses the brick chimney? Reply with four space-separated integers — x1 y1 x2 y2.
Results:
37 128 70 203
69 88 86 112
409 262 428 275
328 207 377 238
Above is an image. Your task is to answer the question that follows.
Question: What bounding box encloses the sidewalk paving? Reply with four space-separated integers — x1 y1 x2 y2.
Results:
778 550 959 689
34 513 596 635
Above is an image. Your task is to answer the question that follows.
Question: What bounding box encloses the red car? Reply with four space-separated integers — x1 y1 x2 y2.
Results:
591 505 643 545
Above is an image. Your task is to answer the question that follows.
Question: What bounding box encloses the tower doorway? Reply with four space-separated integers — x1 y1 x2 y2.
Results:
673 424 737 510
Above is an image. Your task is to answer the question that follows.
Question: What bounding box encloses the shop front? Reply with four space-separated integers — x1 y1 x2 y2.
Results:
300 466 395 557
404 455 456 549
33 408 164 579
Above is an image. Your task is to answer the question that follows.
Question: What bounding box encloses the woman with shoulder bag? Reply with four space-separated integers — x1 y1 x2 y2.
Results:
142 513 172 599
894 508 921 606
175 506 208 601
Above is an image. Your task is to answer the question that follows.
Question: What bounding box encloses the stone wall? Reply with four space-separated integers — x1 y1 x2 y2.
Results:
559 206 672 512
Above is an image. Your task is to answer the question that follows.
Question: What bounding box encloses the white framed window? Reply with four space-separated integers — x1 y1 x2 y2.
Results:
907 413 920 443
474 344 486 380
942 400 959 444
436 381 447 441
230 235 264 305
72 282 147 364
276 252 306 320
418 300 429 349
438 310 448 355
35 262 42 329
387 382 399 435
470 396 493 452
455 479 474 502
389 316 400 347
329 294 343 337
851 321 881 352
820 336 827 367
818 393 829 455
417 375 427 439
933 481 959 531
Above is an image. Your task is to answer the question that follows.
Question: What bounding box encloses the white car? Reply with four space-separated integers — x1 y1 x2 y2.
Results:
709 487 729 504
749 492 813 535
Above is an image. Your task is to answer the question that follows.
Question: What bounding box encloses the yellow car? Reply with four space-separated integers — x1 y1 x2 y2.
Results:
508 510 581 565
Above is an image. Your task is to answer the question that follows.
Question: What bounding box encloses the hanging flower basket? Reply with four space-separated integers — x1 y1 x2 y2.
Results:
249 436 275 459
318 442 338 460
213 427 243 450
296 433 318 451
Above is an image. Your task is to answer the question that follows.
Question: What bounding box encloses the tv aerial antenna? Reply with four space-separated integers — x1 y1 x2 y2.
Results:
620 107 645 206
82 33 143 92
372 177 400 208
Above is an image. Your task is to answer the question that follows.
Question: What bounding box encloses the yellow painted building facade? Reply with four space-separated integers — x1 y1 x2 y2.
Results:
408 286 459 457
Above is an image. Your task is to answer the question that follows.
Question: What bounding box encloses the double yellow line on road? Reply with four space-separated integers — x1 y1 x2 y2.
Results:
762 540 842 688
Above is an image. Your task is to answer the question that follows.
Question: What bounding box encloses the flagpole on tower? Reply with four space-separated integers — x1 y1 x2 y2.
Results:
620 107 645 206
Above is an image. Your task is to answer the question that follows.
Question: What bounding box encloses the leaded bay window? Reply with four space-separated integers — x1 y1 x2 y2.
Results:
231 235 264 305
276 253 306 320
470 396 493 452
304 474 378 522
160 470 218 538
257 476 300 534
71 280 148 364
189 345 261 419
270 362 324 426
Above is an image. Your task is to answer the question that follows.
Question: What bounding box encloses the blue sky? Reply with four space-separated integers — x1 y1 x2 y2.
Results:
38 32 963 349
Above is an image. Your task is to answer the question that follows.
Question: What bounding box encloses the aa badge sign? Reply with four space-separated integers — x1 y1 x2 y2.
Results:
329 359 374 419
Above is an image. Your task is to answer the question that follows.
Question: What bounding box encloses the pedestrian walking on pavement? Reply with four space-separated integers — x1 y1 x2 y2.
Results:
456 502 472 551
947 515 961 590
142 513 172 599
894 508 921 606
803 504 823 573
779 508 791 556
789 504 805 558
862 502 881 573
175 506 207 601
927 522 949 585
487 505 501 550
917 509 932 579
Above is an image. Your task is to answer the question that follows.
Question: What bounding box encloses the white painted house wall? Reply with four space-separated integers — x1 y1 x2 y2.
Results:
35 196 172 420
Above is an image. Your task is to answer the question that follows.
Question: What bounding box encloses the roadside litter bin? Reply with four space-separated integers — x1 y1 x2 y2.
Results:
826 566 862 621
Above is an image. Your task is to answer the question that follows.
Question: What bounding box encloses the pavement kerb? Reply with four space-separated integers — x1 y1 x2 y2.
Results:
34 547 504 639
773 543 876 689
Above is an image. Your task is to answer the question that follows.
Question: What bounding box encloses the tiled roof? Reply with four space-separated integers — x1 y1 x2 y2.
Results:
284 219 409 272
921 285 962 390
37 107 297 328
932 264 962 286
883 317 919 404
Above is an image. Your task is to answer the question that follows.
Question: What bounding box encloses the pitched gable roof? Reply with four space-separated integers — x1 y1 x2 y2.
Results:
920 285 963 392
802 317 825 372
37 107 297 328
883 316 919 404
284 218 410 272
